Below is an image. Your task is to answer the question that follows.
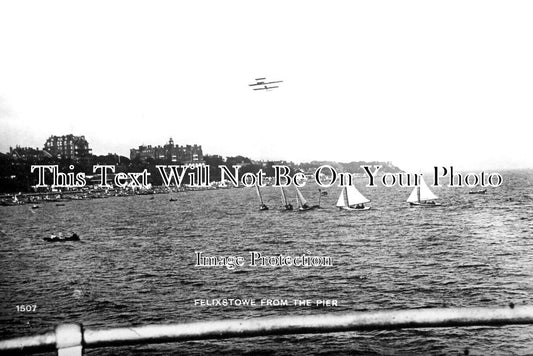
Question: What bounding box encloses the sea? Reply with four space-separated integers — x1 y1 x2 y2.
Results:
1 169 532 355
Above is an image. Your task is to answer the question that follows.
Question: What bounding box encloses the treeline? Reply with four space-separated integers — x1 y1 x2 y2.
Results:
0 154 131 193
298 161 403 174
0 154 296 193
0 153 402 193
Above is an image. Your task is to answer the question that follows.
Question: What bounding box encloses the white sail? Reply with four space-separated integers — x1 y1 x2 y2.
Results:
336 185 369 207
336 187 348 207
407 178 438 203
280 187 288 206
255 184 264 205
419 178 438 200
406 186 420 203
295 187 308 207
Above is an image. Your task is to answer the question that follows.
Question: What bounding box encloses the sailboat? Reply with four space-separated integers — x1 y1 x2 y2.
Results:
336 184 370 211
407 178 441 207
280 187 293 211
255 184 269 210
295 186 318 211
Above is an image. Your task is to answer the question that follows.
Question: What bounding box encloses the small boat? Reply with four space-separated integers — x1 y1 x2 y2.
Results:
255 184 269 211
280 187 293 211
31 204 40 209
169 190 178 201
3 195 24 206
43 233 80 242
336 184 370 211
468 189 487 195
295 187 318 211
407 178 441 207
56 203 65 206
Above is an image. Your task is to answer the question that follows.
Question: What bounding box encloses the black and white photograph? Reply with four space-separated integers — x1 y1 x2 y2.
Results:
1 1 533 355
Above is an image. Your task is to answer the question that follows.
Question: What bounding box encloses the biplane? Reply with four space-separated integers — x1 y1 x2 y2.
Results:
249 77 283 91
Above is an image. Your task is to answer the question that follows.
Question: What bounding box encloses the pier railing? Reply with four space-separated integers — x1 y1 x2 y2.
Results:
1 305 533 355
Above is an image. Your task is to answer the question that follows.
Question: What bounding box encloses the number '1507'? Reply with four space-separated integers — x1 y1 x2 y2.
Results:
16 305 37 312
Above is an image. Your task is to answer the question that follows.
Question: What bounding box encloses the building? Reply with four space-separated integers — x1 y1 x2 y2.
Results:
129 145 162 161
130 138 203 164
43 135 92 160
9 146 52 160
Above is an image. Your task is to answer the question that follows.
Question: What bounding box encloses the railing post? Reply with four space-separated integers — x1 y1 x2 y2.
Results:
55 324 83 356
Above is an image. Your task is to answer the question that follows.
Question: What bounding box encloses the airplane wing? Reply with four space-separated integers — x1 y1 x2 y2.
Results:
249 80 283 86
253 85 279 91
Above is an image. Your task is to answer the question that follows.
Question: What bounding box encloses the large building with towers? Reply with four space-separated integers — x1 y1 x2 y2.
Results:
130 138 203 164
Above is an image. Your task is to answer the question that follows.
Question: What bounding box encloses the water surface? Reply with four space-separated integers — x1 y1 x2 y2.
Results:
1 170 532 355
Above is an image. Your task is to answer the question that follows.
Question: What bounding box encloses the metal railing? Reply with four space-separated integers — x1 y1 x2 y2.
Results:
1 305 533 355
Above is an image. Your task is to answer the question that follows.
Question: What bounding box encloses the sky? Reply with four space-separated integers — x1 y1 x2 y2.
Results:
0 1 532 172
